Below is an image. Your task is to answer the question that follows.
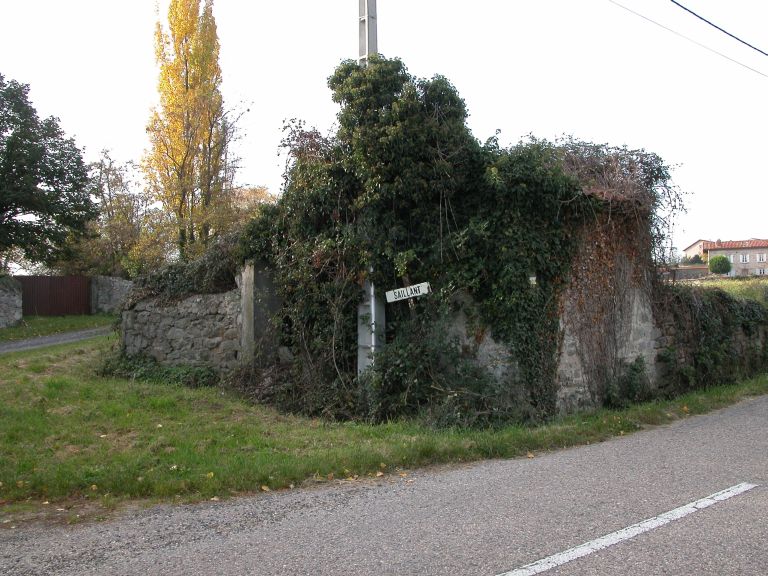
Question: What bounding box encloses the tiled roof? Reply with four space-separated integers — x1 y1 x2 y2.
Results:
704 239 768 250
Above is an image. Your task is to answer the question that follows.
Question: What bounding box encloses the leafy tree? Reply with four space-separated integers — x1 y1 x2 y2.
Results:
688 254 703 265
56 151 168 278
0 73 95 269
144 0 239 260
709 255 731 275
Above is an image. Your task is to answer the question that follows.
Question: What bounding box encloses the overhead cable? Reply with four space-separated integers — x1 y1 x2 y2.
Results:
670 0 768 58
608 0 768 80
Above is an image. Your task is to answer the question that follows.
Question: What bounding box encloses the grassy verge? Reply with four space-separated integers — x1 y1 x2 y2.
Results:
1 337 766 519
0 314 117 343
680 276 768 307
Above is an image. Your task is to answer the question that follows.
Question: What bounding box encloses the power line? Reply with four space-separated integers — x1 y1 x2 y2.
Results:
669 0 768 58
608 0 768 80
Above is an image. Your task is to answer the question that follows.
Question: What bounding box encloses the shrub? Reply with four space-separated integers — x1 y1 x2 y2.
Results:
709 255 731 275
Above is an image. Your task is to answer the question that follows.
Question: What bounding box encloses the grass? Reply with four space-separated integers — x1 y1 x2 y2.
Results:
680 276 768 307
1 336 767 519
0 314 117 342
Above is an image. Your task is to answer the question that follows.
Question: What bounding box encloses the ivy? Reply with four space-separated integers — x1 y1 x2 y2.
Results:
655 285 768 395
235 56 679 427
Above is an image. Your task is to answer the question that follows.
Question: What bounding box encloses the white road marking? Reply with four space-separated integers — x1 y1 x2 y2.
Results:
497 482 758 576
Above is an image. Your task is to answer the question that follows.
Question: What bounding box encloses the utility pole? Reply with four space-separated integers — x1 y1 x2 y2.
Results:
357 0 385 375
358 0 377 65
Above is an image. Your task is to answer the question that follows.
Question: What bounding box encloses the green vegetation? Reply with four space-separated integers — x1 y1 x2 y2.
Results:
708 254 731 275
235 55 681 425
0 314 116 343
0 74 95 269
680 276 768 308
655 284 768 395
1 337 766 514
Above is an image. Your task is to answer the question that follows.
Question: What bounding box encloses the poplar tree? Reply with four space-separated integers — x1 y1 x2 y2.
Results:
144 0 235 260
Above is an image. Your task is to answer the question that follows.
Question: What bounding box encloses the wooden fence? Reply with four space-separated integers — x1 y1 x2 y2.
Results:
14 276 92 316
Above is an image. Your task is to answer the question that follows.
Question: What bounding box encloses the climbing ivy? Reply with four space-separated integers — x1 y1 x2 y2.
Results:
237 55 678 426
654 285 768 395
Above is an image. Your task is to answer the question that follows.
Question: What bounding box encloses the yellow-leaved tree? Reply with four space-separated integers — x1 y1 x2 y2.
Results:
144 0 238 261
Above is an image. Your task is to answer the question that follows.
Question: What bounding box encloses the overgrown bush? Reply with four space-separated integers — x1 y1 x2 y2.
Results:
100 352 218 388
127 233 240 307
604 356 653 408
233 55 678 427
655 284 768 396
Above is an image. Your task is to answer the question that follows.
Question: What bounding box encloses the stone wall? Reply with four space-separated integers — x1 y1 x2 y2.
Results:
91 276 134 314
556 286 663 412
121 290 242 371
669 266 709 281
0 277 23 329
120 261 280 374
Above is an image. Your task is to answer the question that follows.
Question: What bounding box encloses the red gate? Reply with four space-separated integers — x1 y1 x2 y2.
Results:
15 276 92 316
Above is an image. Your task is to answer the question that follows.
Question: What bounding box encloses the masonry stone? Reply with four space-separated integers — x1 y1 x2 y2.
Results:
90 276 133 314
0 277 23 329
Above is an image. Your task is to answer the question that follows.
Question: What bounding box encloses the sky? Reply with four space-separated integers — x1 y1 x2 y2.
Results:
1 0 766 254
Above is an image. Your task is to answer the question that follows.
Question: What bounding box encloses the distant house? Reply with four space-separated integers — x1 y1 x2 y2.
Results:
682 238 768 277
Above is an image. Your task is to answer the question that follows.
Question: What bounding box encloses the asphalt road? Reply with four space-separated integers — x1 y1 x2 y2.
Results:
1 395 766 576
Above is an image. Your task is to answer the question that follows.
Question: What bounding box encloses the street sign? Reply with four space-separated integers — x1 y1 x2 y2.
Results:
385 282 431 303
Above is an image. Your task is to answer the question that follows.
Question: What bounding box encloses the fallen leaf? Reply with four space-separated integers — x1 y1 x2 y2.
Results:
260 485 270 492
527 452 535 459
375 471 384 478
156 424 163 428
379 462 386 469
399 472 408 478
90 484 98 491
206 472 214 479
327 472 334 480
210 496 219 501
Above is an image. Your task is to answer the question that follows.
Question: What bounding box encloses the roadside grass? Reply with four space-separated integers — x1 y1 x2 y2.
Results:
1 336 766 517
680 276 768 307
0 314 117 343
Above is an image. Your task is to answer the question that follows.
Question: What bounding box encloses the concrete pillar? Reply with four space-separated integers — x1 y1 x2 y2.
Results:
357 278 385 374
239 261 255 364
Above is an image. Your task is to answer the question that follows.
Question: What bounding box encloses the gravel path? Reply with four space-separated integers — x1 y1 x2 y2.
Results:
0 327 114 355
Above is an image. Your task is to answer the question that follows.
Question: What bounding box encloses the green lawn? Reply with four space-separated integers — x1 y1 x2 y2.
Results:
1 336 766 515
0 314 117 342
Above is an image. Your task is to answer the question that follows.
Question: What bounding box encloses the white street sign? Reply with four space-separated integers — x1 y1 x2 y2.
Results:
385 282 431 303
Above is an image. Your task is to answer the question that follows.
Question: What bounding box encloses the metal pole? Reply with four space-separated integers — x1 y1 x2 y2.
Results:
357 0 384 374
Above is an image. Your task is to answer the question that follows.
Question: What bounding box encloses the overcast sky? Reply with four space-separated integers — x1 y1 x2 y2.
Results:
2 0 766 253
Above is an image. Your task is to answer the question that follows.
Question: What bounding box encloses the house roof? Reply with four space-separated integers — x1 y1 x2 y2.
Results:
703 239 768 251
682 239 708 253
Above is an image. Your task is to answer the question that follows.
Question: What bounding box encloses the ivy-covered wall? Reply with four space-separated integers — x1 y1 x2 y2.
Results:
654 285 768 395
119 55 767 427
232 55 694 426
